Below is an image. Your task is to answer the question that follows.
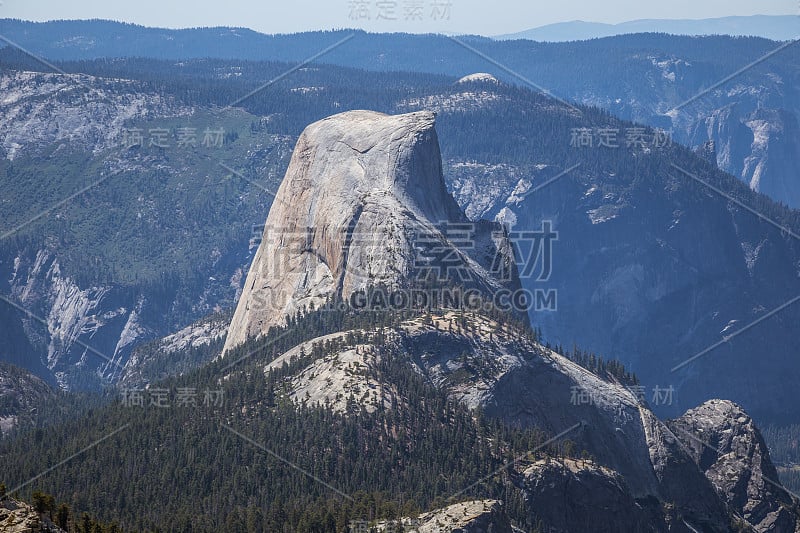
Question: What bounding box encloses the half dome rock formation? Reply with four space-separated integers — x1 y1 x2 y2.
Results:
224 110 519 353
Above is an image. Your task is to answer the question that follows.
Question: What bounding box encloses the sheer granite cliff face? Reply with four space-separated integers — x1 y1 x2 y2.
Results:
224 110 518 352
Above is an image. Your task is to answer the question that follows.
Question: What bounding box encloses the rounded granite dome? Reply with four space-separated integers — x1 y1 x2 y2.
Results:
456 72 499 84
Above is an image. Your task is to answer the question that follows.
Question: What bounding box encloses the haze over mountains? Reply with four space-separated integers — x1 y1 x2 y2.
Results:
0 14 799 532
2 18 799 210
496 15 800 42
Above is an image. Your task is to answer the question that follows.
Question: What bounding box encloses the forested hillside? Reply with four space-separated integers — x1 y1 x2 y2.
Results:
0 302 564 532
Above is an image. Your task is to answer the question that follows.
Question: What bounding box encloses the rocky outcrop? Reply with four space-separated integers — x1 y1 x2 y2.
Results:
669 400 800 532
0 495 65 533
521 458 654 532
224 110 518 352
0 363 53 435
0 70 190 160
119 311 230 387
376 500 515 532
413 500 514 532
690 105 800 209
741 108 800 209
638 408 732 531
3 249 145 389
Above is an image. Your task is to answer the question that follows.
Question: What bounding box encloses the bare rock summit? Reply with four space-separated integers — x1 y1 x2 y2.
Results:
224 110 518 352
670 399 800 532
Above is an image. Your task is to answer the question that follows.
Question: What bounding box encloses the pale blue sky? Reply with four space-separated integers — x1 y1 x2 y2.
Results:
0 0 796 35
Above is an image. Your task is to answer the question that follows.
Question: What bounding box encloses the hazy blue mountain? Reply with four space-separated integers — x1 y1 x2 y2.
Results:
0 19 361 62
2 20 799 208
495 15 800 42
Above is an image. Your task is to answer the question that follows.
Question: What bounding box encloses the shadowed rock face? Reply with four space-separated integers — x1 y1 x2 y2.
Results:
224 110 519 352
0 363 54 435
670 400 800 532
521 458 654 533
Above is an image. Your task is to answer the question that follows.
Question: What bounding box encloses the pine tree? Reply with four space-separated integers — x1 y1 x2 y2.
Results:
55 503 71 530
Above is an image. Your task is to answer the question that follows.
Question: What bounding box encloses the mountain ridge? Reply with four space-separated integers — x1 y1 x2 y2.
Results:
495 15 800 42
2 54 799 423
4 19 800 207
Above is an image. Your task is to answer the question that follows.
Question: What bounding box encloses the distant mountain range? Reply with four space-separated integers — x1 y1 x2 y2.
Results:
2 19 799 210
495 15 799 42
